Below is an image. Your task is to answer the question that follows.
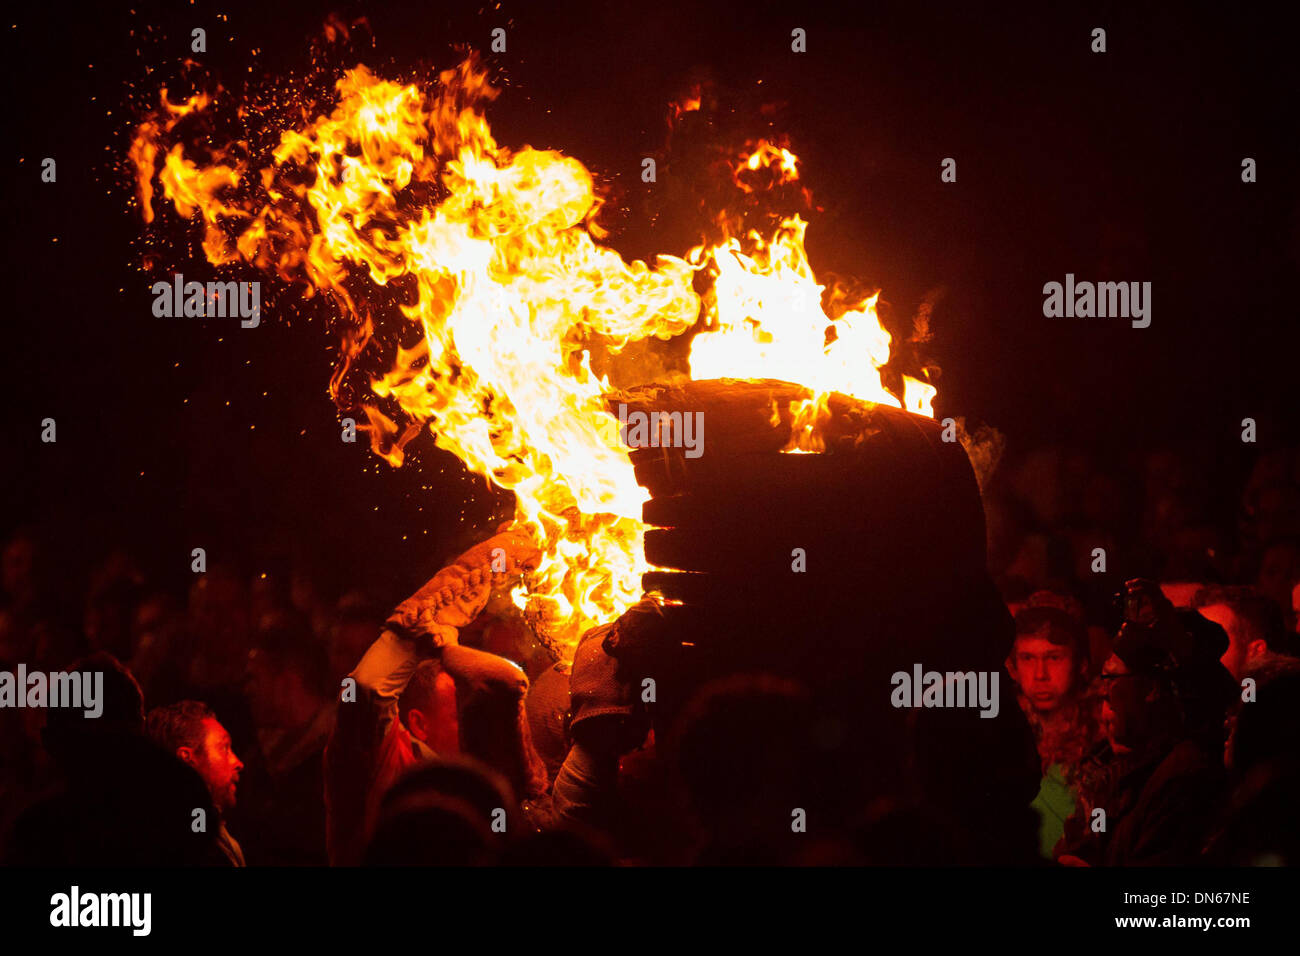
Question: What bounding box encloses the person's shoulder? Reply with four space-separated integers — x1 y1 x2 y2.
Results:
1162 738 1220 775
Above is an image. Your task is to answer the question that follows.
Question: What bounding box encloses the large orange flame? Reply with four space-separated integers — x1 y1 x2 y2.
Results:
131 55 935 659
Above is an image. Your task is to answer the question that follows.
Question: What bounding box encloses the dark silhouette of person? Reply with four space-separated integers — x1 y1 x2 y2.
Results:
3 652 223 866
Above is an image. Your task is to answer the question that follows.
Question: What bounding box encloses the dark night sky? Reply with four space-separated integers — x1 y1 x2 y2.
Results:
3 0 1297 600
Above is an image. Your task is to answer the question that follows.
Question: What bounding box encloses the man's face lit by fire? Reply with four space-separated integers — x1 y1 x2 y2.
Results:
1009 633 1078 714
179 717 243 814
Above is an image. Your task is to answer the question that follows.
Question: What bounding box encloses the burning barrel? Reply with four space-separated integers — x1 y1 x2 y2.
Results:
605 379 1038 837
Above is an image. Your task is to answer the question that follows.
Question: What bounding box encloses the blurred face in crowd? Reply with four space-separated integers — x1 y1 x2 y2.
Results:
2 536 35 604
1258 542 1300 616
1292 581 1300 634
330 619 378 681
1009 632 1079 715
83 594 134 660
1197 602 1263 682
246 649 288 728
179 717 243 813
188 572 252 688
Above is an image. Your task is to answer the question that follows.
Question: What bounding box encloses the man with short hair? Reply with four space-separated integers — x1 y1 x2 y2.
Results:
324 530 548 865
1005 604 1099 858
1191 584 1294 681
1009 606 1090 722
146 700 245 866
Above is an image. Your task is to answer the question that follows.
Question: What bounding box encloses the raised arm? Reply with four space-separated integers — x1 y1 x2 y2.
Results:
325 527 542 862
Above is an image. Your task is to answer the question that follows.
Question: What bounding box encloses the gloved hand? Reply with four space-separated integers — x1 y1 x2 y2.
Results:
600 596 673 681
386 526 543 649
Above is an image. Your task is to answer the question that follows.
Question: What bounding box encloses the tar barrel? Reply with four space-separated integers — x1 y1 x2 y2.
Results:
604 379 1037 836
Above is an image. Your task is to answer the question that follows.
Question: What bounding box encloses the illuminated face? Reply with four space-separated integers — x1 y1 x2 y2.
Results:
1009 634 1078 714
187 717 243 814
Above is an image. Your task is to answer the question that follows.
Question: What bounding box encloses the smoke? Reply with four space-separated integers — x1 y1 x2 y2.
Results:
951 416 1006 495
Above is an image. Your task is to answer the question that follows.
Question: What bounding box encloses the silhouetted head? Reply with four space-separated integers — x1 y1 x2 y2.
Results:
671 674 818 858
329 592 384 681
363 755 513 865
42 652 143 769
246 610 329 730
1227 656 1300 773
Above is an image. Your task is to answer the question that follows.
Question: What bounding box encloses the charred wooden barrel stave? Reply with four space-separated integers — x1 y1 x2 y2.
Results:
600 380 1031 827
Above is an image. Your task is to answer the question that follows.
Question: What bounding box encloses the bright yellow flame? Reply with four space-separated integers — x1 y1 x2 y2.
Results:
690 217 901 408
131 56 936 659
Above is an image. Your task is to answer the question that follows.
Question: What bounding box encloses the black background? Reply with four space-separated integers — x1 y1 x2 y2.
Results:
3 0 1296 599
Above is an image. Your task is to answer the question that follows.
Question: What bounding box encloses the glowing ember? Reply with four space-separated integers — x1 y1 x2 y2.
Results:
130 54 936 659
